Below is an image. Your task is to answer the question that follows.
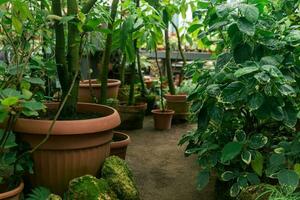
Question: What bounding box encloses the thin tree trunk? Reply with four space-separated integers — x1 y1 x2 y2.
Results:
62 0 81 116
100 0 119 104
171 21 186 86
136 47 147 97
52 0 68 95
120 53 126 86
128 62 136 106
165 26 176 95
155 49 165 111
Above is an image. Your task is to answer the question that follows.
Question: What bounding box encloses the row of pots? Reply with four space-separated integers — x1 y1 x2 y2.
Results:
1 79 189 199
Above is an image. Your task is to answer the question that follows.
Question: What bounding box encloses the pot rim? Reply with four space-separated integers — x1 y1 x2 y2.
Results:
14 103 121 135
164 94 187 102
118 102 147 109
151 109 175 115
79 79 121 88
0 181 24 199
111 131 131 148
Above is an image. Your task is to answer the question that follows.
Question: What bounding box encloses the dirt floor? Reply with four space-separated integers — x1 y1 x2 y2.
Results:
123 116 216 200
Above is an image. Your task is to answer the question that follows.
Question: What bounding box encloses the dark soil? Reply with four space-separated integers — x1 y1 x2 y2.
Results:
123 116 216 200
36 111 104 120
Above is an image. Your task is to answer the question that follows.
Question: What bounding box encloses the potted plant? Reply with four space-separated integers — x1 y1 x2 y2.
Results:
110 131 131 160
0 1 51 198
151 50 175 130
7 0 121 195
116 0 148 130
180 0 300 198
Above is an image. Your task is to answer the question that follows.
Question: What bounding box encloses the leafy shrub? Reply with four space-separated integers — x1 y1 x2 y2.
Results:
180 0 300 197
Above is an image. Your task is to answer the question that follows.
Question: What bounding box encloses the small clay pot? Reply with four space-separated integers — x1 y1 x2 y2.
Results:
164 94 189 121
0 181 24 200
117 103 147 130
151 109 175 130
78 79 121 103
110 131 131 160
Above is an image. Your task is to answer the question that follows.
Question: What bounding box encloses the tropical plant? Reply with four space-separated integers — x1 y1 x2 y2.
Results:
180 0 300 197
0 0 48 191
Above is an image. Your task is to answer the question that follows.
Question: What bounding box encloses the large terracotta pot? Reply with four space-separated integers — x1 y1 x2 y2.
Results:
0 181 24 200
151 109 175 130
164 94 190 121
110 131 131 160
78 79 121 103
117 103 147 130
14 103 120 195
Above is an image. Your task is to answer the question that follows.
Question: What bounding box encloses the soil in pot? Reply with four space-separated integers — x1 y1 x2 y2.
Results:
117 103 147 130
165 94 190 122
78 79 121 103
110 131 131 160
14 103 121 195
151 109 175 130
0 181 24 200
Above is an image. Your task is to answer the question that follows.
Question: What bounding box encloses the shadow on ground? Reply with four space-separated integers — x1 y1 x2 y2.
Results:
123 116 216 200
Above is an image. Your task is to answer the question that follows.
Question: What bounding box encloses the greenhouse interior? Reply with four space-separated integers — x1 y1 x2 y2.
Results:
0 0 300 199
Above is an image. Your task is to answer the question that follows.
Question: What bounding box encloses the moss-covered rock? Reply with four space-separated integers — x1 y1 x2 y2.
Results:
67 175 118 200
238 184 270 200
101 156 139 200
47 194 62 200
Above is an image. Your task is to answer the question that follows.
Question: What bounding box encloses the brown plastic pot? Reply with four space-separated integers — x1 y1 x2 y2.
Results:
151 109 175 130
110 131 131 160
117 103 147 130
164 94 189 120
78 79 121 102
0 181 24 200
14 103 120 195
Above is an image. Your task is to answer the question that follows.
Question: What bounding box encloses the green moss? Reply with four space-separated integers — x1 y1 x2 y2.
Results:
238 184 270 200
67 175 118 200
47 194 62 200
101 156 139 200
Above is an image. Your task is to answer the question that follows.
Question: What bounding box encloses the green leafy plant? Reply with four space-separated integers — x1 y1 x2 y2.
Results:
180 0 300 197
26 187 52 200
0 0 48 192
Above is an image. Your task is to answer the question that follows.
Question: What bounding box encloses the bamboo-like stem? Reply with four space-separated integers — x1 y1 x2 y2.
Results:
128 61 136 106
164 23 176 95
171 20 186 86
120 53 126 86
100 0 120 104
155 49 165 111
136 46 147 97
52 0 68 95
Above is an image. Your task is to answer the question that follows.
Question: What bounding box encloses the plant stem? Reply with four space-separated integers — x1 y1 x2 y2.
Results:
155 49 165 111
128 62 136 106
136 46 147 97
120 53 126 86
171 20 186 86
100 0 120 104
52 0 68 96
164 24 176 95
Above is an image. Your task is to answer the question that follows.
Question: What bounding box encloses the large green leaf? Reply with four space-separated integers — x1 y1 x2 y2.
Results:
239 4 259 23
249 134 268 149
1 96 19 106
221 142 243 163
237 18 255 36
221 81 244 103
234 66 259 77
251 151 263 176
197 170 210 190
277 169 299 189
221 171 235 181
248 93 264 110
